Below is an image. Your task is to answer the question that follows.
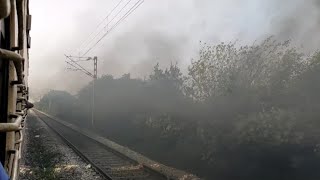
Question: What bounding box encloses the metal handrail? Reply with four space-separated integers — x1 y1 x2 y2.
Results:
0 115 23 132
5 116 25 180
16 0 25 50
0 1 29 179
0 48 24 84
15 130 23 144
17 130 23 159
9 150 19 180
16 110 25 116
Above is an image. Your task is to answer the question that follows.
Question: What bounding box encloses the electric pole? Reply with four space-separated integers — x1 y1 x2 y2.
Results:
64 0 144 128
91 56 97 128
65 55 98 128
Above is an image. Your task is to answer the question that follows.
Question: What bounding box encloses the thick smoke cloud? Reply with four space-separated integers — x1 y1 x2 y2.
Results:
29 0 320 99
269 0 320 50
98 30 188 77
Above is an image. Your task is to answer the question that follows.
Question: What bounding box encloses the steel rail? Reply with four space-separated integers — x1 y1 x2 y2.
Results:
33 109 200 180
34 111 118 180
41 117 113 180
35 110 168 179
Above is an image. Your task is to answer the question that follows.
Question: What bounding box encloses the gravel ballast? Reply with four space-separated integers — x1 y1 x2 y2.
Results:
19 110 103 180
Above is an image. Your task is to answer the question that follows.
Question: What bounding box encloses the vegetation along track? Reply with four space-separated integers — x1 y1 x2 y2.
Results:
32 110 168 180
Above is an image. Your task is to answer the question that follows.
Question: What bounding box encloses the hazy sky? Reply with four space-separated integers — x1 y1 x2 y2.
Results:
28 0 320 99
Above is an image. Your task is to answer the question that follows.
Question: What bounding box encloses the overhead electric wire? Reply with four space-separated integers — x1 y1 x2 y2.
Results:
65 61 85 72
81 0 144 56
66 55 92 62
65 56 93 76
77 0 126 53
67 56 91 59
79 0 134 55
66 59 92 76
65 55 94 77
73 59 92 62
66 0 144 80
65 61 81 70
66 67 81 71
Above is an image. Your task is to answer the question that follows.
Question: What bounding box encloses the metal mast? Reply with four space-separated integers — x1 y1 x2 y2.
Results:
65 55 98 128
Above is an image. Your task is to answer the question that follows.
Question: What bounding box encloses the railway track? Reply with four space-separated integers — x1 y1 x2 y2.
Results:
32 110 168 180
31 109 199 180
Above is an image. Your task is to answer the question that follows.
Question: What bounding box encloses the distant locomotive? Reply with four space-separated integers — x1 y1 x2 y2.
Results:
0 0 31 179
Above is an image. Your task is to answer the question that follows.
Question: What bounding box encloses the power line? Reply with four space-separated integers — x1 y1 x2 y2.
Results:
65 61 90 74
79 0 133 54
67 56 92 59
81 0 144 56
77 0 126 53
82 0 143 56
65 0 143 128
79 0 134 55
66 67 81 71
66 55 92 62
66 0 143 78
65 61 81 71
65 56 98 128
65 55 94 77
66 62 92 76
73 59 92 62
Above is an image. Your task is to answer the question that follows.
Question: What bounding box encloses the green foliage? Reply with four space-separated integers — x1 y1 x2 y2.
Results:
36 90 76 115
188 37 307 101
37 37 320 179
